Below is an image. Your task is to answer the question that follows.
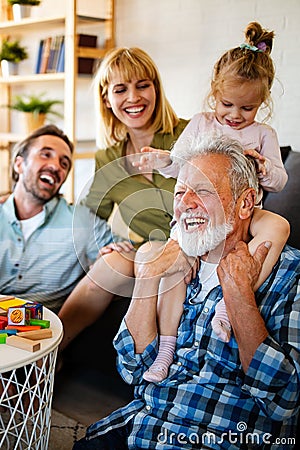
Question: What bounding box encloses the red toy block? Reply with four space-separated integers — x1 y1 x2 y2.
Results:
0 316 8 329
6 325 41 332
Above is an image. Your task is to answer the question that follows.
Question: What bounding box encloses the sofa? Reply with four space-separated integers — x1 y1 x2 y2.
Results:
60 146 300 440
263 146 300 249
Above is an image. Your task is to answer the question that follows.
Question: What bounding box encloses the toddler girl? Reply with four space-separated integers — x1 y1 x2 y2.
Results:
139 21 290 383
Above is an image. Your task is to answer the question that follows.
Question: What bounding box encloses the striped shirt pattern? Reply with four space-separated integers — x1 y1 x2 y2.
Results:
0 195 114 313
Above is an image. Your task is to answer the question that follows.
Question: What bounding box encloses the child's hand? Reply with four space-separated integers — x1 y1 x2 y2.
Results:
131 147 172 171
244 149 267 176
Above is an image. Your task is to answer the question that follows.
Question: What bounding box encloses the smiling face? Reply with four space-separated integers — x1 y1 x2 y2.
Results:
214 79 263 130
14 135 72 203
173 154 237 259
105 72 156 133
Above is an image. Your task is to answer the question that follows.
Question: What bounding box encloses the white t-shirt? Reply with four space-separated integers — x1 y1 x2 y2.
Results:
21 210 45 242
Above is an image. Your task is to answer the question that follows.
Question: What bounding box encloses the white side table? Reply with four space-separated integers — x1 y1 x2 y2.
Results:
0 308 63 450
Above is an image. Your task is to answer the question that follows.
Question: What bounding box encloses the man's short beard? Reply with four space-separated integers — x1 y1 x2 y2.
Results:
177 219 234 257
23 179 55 204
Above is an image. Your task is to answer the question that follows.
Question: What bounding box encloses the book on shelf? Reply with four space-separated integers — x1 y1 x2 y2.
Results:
56 37 65 73
35 39 44 74
47 35 63 73
34 34 98 75
39 37 52 74
35 36 64 74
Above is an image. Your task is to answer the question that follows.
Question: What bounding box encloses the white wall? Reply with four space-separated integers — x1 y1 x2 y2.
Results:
114 0 300 150
6 0 298 198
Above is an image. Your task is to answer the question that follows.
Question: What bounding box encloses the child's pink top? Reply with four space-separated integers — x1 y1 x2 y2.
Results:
162 112 288 192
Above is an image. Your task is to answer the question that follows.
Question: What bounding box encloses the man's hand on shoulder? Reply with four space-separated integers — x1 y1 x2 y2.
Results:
217 241 271 295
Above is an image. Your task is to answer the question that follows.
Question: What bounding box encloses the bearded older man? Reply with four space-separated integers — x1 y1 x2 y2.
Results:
74 134 300 450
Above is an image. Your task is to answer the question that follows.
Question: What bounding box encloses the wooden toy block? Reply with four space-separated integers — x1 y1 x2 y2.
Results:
0 329 17 335
0 295 15 301
29 318 50 328
8 306 26 325
0 334 7 344
6 325 41 332
25 302 43 320
7 303 43 326
0 316 8 329
0 298 27 310
6 335 41 352
18 329 53 340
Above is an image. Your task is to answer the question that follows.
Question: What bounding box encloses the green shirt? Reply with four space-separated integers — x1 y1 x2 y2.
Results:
85 119 189 243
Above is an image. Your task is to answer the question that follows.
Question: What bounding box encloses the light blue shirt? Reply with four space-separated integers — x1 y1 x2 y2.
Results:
0 195 114 313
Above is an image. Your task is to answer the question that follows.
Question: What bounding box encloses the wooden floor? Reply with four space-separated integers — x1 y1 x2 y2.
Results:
53 363 133 426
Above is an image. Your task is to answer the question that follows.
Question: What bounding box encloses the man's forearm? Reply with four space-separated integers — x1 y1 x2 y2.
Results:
226 290 268 372
218 241 270 372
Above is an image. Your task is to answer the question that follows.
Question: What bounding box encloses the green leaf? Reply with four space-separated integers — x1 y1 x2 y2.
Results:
8 1 41 6
8 93 63 118
0 39 28 63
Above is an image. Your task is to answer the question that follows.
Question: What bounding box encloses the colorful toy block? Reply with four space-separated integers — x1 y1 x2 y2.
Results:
18 329 52 340
29 318 50 328
6 335 41 352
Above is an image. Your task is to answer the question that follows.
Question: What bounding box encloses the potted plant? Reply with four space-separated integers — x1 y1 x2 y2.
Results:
0 38 28 77
8 0 41 21
8 93 63 132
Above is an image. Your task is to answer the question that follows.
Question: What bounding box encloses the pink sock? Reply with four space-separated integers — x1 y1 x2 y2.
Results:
211 298 231 342
143 335 177 383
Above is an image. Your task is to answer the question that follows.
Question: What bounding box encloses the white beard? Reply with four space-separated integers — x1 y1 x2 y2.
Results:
176 216 234 257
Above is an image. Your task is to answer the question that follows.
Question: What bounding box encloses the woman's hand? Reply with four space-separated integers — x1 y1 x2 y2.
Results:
131 147 172 171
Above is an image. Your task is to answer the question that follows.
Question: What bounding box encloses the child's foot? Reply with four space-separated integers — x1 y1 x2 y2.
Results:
212 298 231 342
212 319 231 342
143 365 168 383
142 335 176 383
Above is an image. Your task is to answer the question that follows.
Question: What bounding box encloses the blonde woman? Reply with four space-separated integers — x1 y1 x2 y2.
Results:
58 47 188 353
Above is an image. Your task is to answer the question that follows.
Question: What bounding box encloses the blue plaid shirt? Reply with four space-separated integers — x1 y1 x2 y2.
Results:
87 245 300 449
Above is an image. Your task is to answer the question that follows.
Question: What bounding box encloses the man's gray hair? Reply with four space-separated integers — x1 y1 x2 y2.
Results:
172 132 259 201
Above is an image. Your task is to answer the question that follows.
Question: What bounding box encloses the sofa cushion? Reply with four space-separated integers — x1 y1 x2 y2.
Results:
264 150 300 250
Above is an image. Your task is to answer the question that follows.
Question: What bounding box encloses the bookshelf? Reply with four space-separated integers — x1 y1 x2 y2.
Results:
0 0 115 202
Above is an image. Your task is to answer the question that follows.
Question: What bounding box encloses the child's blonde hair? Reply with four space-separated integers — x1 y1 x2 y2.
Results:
208 22 275 121
93 47 179 148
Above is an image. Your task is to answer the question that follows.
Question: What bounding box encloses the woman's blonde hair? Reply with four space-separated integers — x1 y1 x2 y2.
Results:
208 22 276 121
93 47 179 148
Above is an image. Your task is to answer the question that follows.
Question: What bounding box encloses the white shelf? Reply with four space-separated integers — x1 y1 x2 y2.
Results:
0 14 107 33
0 131 24 143
0 15 66 33
0 73 65 84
